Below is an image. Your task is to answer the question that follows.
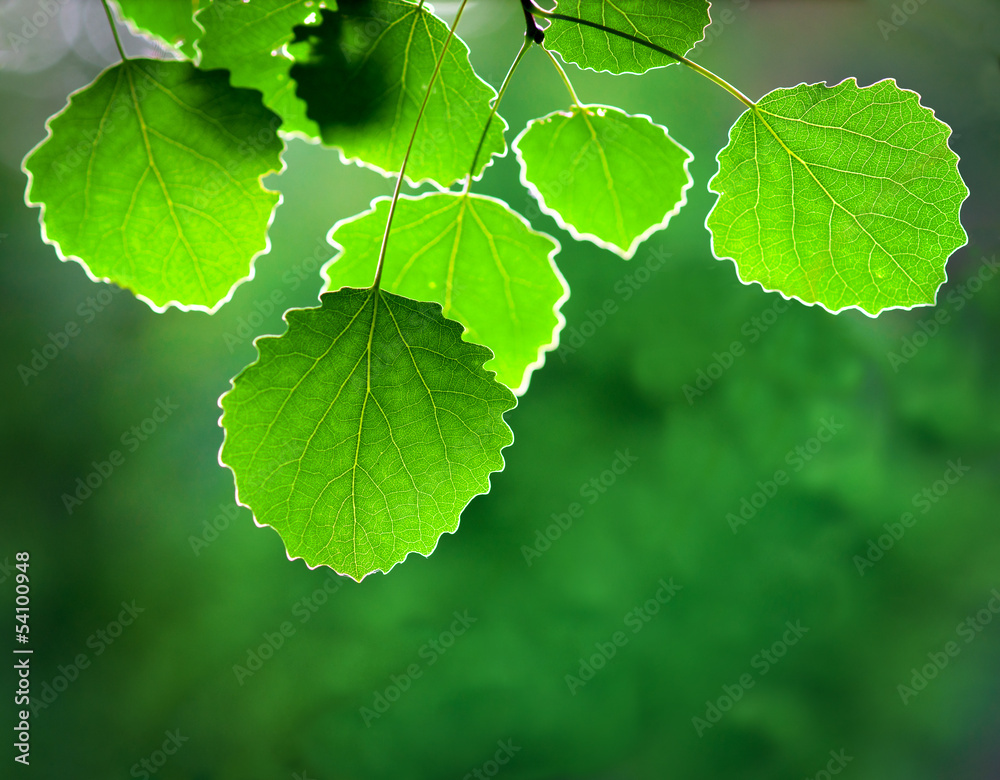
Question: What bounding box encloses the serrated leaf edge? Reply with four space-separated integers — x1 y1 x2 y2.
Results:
321 191 569 396
21 59 287 314
281 0 509 190
512 105 693 260
108 0 194 58
190 1 326 140
545 0 713 76
216 289 517 582
705 77 970 318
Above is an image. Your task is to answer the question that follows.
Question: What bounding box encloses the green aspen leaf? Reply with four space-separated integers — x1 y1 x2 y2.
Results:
322 193 567 394
706 78 968 315
112 0 206 57
544 0 711 75
288 0 506 186
513 105 692 259
23 59 284 312
219 287 516 581
195 0 326 138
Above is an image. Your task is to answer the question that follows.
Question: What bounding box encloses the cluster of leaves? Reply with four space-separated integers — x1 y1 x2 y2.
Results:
22 0 968 580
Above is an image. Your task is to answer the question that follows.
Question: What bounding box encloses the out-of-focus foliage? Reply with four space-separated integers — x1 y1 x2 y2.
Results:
2 0 998 778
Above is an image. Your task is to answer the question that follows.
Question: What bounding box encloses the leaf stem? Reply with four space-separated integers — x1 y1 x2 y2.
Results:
530 5 755 109
519 0 546 43
100 0 129 62
373 0 470 289
464 37 531 195
544 47 582 108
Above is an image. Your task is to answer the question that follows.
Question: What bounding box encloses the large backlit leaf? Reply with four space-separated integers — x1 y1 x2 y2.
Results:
23 59 284 312
113 0 206 57
323 193 567 394
219 287 516 580
544 0 711 75
195 0 325 138
288 0 506 186
514 104 692 259
706 79 968 315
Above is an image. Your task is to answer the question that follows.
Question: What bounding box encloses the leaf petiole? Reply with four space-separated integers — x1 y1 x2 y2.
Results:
529 4 755 109
373 0 470 289
519 0 546 44
544 46 582 108
100 0 129 61
464 37 532 194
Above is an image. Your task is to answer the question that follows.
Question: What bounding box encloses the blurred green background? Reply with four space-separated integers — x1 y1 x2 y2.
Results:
2 0 999 777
